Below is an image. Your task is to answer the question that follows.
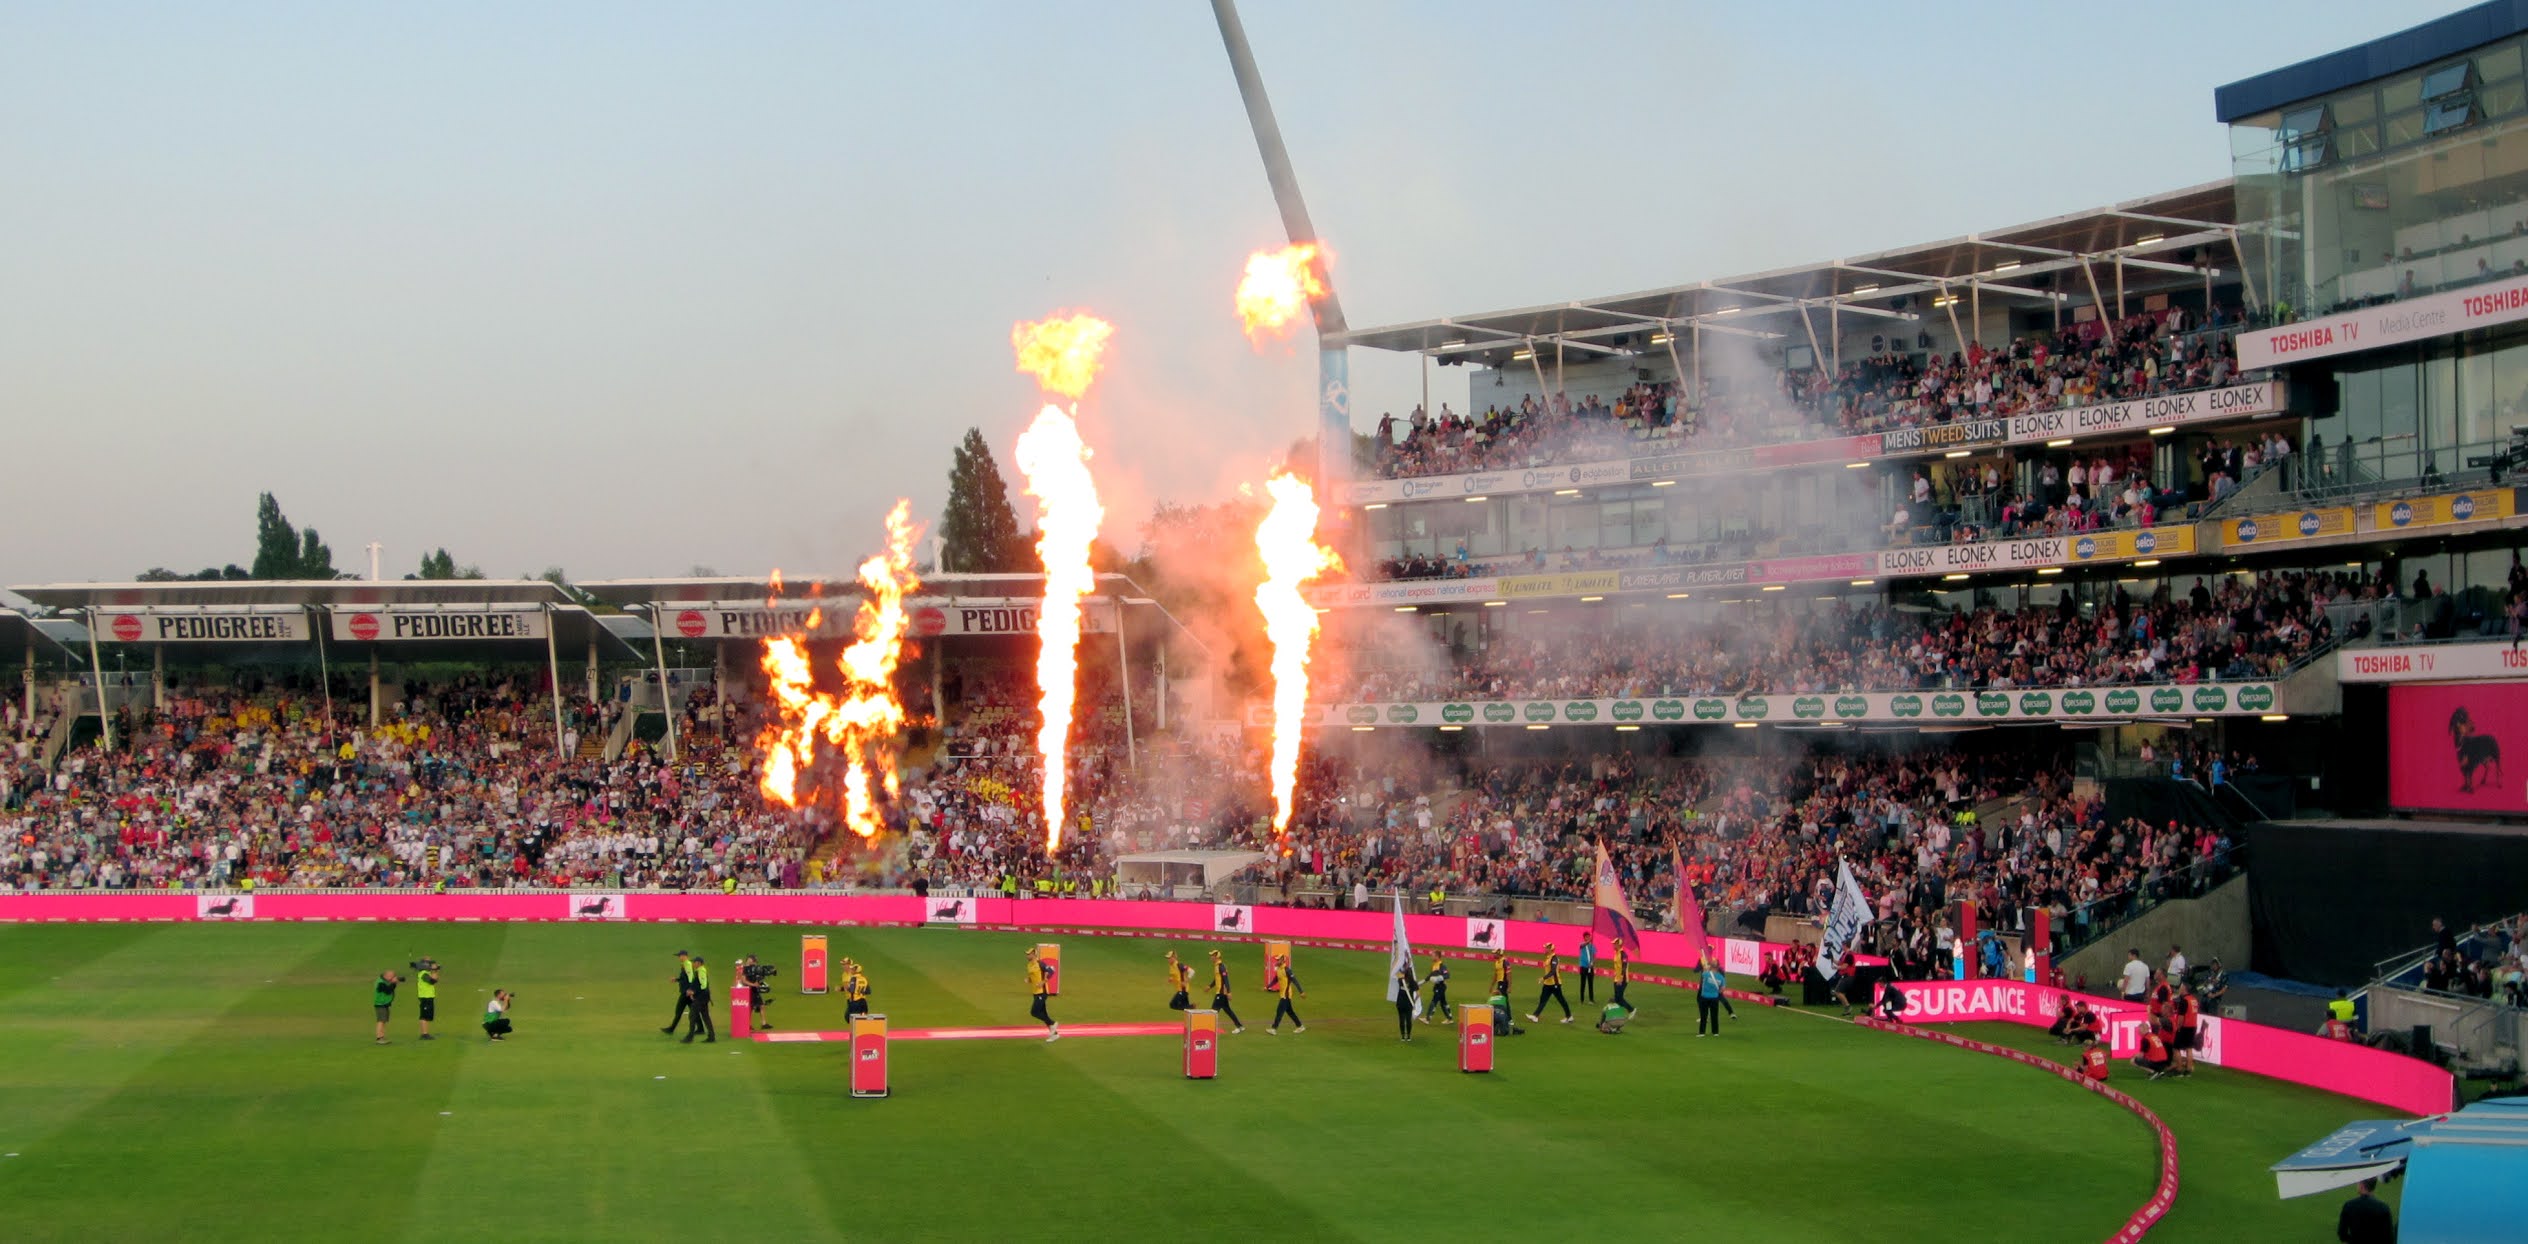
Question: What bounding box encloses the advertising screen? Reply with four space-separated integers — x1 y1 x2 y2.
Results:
2389 682 2528 814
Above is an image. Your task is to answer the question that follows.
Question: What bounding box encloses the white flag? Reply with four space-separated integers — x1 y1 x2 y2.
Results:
1386 890 1423 1017
1815 859 1874 979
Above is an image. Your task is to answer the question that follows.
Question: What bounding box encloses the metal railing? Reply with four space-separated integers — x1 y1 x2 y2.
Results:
2052 846 2245 960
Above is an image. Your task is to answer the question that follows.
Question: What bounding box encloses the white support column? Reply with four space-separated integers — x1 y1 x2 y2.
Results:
2228 229 2263 314
648 605 681 762
1829 302 1840 373
1525 341 1550 400
1154 638 1168 732
1113 600 1137 771
2114 256 2126 319
585 637 599 707
21 647 33 725
544 605 566 761
315 621 335 754
930 641 946 737
369 651 381 728
1939 285 1967 353
2079 258 2110 329
152 644 164 712
82 611 113 751
1969 281 1982 350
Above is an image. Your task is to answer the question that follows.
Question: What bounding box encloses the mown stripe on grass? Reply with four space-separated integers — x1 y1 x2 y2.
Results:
0 924 351 1164
0 925 498 1244
0 921 167 1003
742 928 1357 1243
399 923 849 1243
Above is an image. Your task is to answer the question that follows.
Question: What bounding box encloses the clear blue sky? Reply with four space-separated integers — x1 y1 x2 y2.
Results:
0 1 2428 584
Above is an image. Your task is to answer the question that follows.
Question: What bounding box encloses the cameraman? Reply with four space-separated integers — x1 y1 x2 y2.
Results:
411 958 441 1042
740 956 775 1030
482 989 514 1042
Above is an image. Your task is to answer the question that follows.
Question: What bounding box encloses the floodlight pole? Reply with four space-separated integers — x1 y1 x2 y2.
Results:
1212 0 1351 493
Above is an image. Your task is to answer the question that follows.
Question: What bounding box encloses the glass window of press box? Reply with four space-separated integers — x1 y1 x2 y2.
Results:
2230 35 2528 319
1362 471 1883 572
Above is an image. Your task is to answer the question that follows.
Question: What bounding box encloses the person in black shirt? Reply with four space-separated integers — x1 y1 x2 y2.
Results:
1393 960 1419 1041
660 950 694 1036
2336 1177 2395 1244
682 956 716 1044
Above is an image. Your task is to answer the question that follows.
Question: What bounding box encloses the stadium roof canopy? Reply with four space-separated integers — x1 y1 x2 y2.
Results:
1337 181 2243 370
4 579 642 662
10 579 575 610
575 572 1161 608
0 608 83 667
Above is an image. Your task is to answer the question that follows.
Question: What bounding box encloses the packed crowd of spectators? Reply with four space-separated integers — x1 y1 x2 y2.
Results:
4 650 2256 954
1243 742 2243 965
1328 569 2351 703
0 677 817 892
1363 307 2249 483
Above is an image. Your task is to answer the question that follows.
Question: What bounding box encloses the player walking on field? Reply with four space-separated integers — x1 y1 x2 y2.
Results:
1421 954 1453 1023
1491 949 1512 1010
844 960 871 1018
1609 941 1636 1016
1267 954 1305 1034
1529 943 1573 1024
1207 949 1244 1033
1166 952 1193 1012
1027 946 1060 1041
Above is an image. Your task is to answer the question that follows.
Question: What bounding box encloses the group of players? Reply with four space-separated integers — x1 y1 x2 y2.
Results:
1121 932 1727 1045
2044 978 2209 1082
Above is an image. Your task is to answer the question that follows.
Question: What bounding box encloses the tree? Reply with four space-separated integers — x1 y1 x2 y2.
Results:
939 428 1031 574
137 565 250 582
416 548 486 580
251 493 299 579
249 493 336 579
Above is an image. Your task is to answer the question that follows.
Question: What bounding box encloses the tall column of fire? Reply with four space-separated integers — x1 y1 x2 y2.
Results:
1011 313 1114 855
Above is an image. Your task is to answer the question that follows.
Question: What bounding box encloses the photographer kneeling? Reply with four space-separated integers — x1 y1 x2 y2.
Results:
1875 983 1912 1024
482 989 515 1042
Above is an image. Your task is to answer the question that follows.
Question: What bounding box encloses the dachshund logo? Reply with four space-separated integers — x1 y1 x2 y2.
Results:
197 895 252 919
205 898 242 917
1214 906 1248 931
1467 919 1503 949
2449 706 2504 793
929 899 972 923
571 895 624 920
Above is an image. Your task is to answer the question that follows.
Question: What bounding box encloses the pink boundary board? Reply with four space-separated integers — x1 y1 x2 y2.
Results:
0 891 2448 1114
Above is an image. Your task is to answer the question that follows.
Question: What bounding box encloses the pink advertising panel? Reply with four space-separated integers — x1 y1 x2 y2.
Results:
2387 681 2528 815
1880 978 2451 1116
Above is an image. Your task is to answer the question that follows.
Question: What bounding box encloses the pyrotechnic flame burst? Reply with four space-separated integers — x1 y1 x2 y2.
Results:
756 500 921 840
1014 405 1105 855
1012 312 1116 400
1235 243 1330 345
1253 473 1341 835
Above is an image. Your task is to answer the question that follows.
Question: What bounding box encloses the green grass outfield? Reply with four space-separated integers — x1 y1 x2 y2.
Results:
0 921 2394 1242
